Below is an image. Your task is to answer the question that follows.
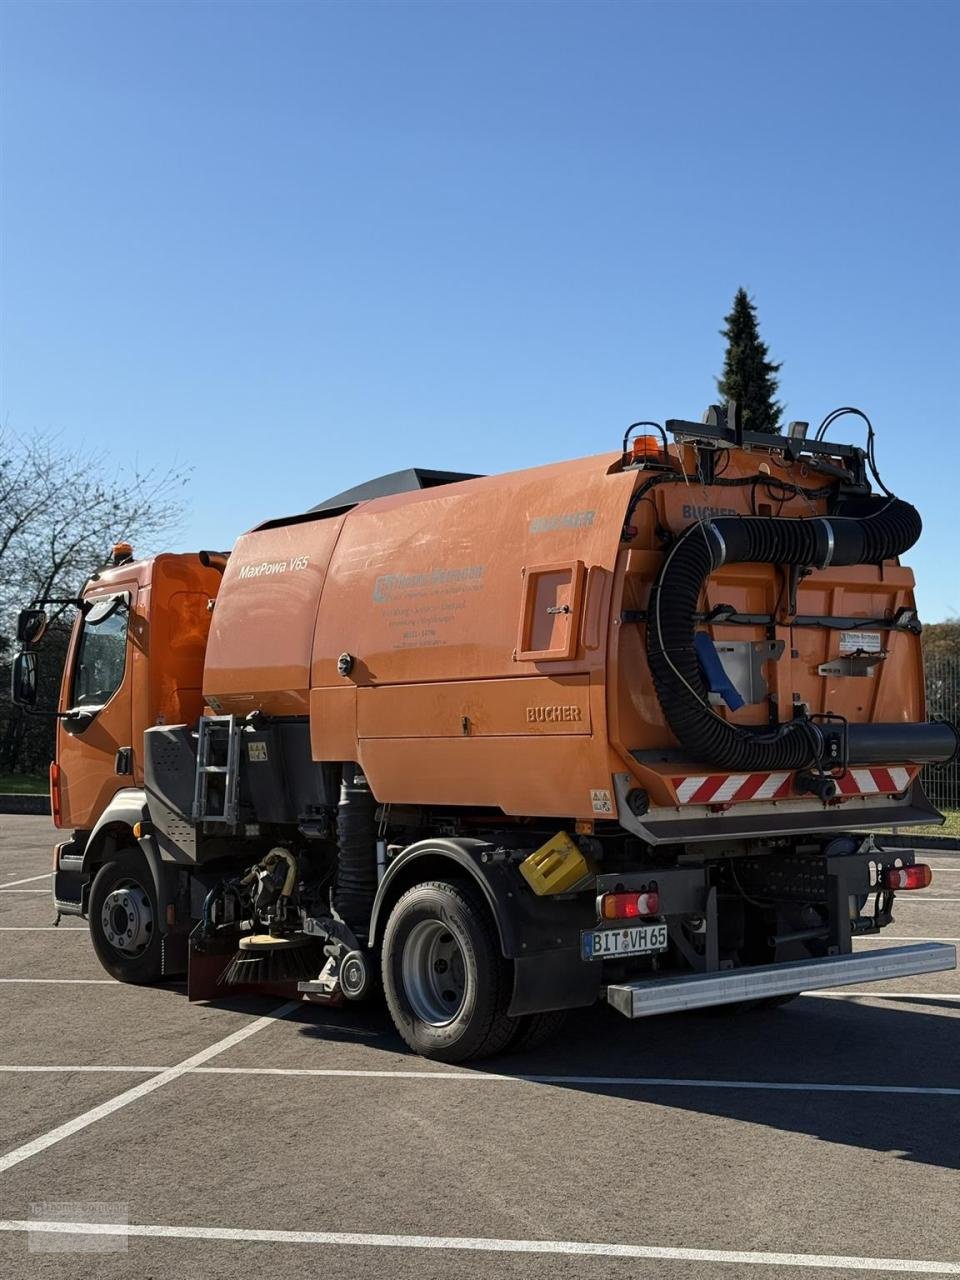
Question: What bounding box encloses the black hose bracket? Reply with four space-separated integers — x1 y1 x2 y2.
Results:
808 713 849 774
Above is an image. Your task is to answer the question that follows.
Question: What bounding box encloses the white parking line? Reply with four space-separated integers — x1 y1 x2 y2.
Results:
0 1065 162 1074
0 978 114 984
0 889 49 894
192 1067 960 1096
0 1063 958 1096
0 873 51 889
856 936 960 943
811 991 960 1002
0 1001 300 1174
1 1220 958 1273
893 897 960 903
0 926 85 931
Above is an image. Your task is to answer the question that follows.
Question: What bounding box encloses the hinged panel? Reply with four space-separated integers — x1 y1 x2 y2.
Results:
516 560 585 662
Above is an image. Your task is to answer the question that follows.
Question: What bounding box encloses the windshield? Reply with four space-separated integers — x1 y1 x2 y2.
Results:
71 597 129 709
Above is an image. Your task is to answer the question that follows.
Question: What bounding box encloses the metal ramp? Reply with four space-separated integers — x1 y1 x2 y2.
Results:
192 714 241 824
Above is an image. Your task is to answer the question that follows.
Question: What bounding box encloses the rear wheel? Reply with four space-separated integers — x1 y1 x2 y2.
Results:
381 880 515 1063
88 848 163 984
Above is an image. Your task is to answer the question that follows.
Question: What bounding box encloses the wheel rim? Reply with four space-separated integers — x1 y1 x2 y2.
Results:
100 880 153 957
401 920 468 1026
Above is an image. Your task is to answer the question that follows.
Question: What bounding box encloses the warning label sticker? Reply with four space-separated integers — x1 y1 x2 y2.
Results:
839 631 883 654
590 788 614 816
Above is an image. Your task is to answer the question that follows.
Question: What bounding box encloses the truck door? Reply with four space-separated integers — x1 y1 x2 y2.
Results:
57 589 136 830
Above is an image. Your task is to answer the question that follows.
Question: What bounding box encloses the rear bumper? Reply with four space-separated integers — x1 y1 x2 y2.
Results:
615 774 945 843
606 942 956 1018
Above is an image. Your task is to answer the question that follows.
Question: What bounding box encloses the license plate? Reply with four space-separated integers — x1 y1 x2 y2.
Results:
581 922 668 960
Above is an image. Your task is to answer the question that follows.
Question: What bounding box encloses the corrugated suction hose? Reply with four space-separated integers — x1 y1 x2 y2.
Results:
644 496 944 772
334 766 378 936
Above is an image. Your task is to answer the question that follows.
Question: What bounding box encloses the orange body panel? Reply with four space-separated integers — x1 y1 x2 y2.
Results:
355 676 592 738
57 554 222 830
204 454 633 820
308 455 630 688
306 457 630 819
198 443 926 821
52 441 925 830
203 516 346 716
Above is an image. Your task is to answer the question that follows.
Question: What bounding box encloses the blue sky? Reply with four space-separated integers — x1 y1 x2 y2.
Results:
2 0 958 618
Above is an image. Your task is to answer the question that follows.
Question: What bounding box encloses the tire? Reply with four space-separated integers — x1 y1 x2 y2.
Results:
505 1009 568 1054
381 879 515 1063
88 848 163 984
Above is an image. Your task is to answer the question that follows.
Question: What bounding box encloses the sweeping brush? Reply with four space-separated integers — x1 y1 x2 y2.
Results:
217 933 326 986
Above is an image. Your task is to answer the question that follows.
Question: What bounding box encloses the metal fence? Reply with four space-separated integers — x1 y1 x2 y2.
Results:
922 652 960 811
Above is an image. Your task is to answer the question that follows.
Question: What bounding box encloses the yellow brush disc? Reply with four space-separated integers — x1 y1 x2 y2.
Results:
238 932 314 952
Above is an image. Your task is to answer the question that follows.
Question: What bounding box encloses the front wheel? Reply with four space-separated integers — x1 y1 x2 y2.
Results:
88 848 163 984
381 880 516 1063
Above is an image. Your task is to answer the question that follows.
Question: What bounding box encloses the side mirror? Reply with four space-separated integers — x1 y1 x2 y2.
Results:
11 650 39 708
16 609 48 646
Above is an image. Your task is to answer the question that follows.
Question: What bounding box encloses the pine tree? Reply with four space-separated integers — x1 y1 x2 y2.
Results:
716 288 783 434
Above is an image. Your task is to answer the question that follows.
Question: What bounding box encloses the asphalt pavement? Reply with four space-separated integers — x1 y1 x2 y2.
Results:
1 814 958 1279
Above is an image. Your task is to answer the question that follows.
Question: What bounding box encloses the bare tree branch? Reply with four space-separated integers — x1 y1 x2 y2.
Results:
0 428 192 774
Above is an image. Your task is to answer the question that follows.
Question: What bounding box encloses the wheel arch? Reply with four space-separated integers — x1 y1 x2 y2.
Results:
81 789 169 931
368 837 602 1018
368 839 511 955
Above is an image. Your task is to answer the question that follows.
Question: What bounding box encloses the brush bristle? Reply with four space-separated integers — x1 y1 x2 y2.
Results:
217 941 325 986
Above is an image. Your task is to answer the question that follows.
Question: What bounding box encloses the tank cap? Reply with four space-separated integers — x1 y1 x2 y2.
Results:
337 653 355 678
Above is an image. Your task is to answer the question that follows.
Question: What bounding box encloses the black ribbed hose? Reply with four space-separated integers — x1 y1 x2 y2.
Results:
645 496 927 772
333 766 378 936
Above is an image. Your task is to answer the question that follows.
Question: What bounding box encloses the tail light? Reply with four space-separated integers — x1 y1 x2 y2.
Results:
600 890 660 920
883 864 932 891
49 761 62 828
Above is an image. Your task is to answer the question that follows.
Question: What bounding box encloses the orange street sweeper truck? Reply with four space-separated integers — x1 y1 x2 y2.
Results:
12 404 958 1061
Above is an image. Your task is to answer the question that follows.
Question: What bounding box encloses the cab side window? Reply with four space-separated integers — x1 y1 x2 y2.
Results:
71 598 129 710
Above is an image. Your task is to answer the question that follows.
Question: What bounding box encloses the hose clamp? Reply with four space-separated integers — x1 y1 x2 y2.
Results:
709 524 727 568
818 518 835 569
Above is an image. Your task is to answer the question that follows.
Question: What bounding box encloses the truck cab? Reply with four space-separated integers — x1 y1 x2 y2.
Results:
55 551 223 828
17 550 224 919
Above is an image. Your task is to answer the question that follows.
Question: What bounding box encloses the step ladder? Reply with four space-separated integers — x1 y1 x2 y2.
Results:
192 714 241 824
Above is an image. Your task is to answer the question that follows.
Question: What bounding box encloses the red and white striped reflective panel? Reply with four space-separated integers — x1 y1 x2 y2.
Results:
671 766 915 806
833 767 914 796
672 773 793 805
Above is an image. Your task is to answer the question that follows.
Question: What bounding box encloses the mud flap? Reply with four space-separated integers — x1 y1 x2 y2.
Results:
509 946 601 1016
